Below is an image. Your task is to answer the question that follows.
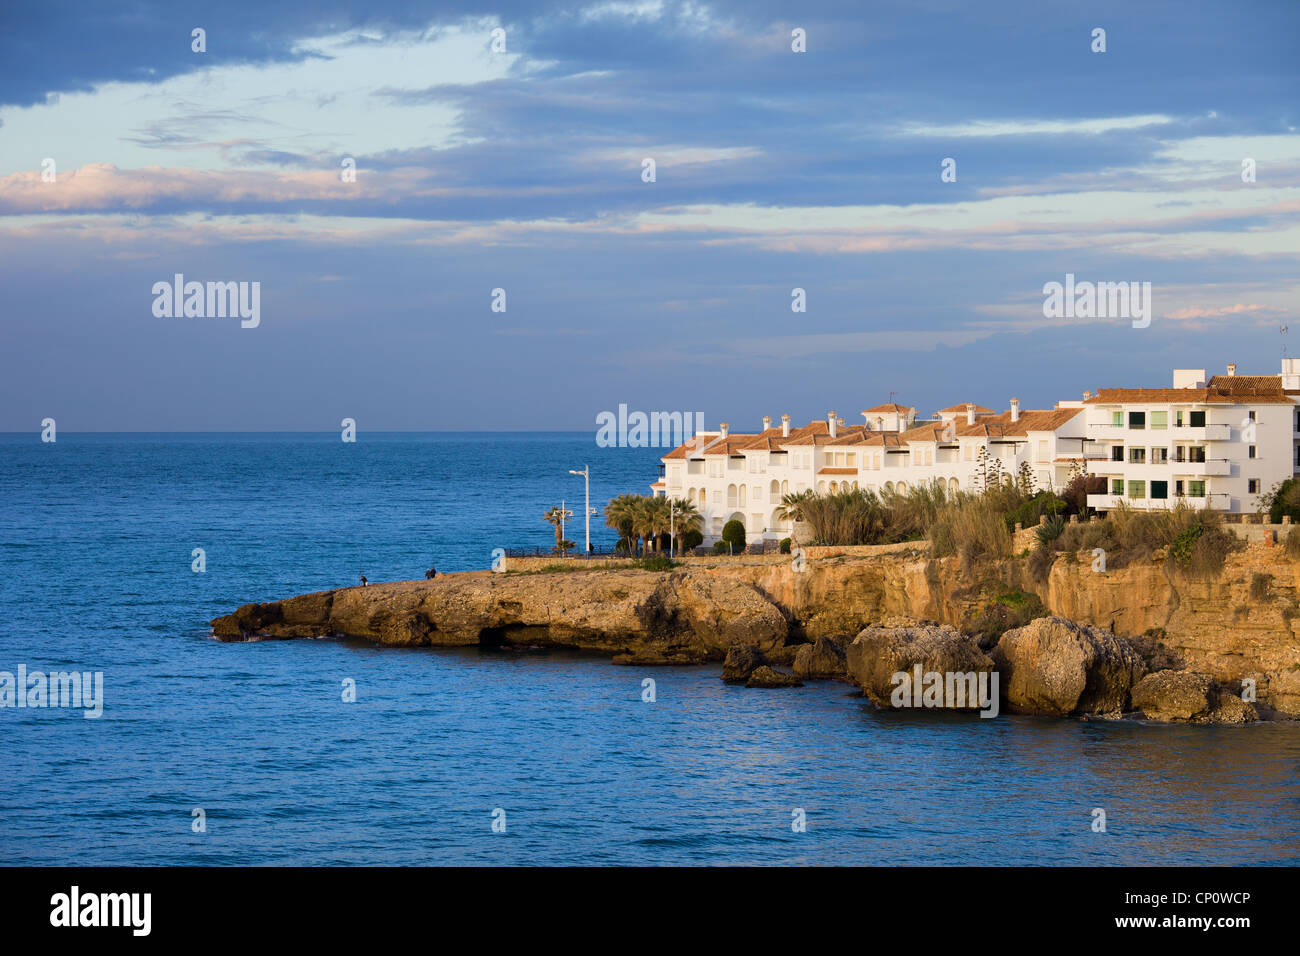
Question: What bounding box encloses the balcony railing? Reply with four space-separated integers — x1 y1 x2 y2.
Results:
1087 494 1212 511
1086 422 1230 441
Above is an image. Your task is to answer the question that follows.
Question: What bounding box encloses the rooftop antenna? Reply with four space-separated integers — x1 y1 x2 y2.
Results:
1282 324 1289 358
888 390 897 408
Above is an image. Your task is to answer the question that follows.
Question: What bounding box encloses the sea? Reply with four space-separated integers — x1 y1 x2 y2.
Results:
1 432 1298 865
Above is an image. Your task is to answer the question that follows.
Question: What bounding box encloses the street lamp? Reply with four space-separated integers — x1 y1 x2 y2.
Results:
569 465 592 555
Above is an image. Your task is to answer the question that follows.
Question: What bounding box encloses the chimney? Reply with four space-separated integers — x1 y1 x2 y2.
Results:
762 415 772 432
1010 398 1021 423
781 414 790 438
1083 390 1092 400
719 422 729 439
861 411 872 430
965 402 975 426
827 412 838 439
1227 363 1237 376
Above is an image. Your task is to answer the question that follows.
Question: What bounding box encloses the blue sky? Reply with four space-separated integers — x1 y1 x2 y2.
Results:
1 0 1297 431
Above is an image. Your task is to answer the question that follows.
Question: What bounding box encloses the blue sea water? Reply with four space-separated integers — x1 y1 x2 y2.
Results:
1 432 1298 866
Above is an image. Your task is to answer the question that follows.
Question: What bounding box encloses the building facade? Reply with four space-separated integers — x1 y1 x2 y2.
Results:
652 361 1300 542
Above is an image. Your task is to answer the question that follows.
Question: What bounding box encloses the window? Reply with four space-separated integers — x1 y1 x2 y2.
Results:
1150 411 1168 430
1190 410 1206 427
1037 440 1048 460
1248 410 1256 422
1174 480 1184 497
1128 411 1146 429
1189 446 1206 463
925 449 933 466
1248 478 1260 494
1175 410 1184 427
1151 481 1168 499
1188 481 1205 497
1152 447 1168 464
964 445 973 461
1112 411 1123 427
1111 446 1124 462
1111 479 1124 494
1248 445 1256 459
1127 480 1146 499
738 485 747 507
1129 447 1146 464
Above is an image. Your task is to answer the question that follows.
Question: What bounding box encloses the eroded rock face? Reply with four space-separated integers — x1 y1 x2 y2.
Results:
847 622 994 709
1209 688 1260 724
211 570 787 662
992 616 1145 717
792 636 848 680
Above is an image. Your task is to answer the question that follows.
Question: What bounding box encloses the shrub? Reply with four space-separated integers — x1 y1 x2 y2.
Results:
963 588 1048 649
721 519 746 552
1027 544 1056 581
634 554 678 572
680 529 703 552
711 540 731 555
1266 478 1300 523
1003 491 1068 533
779 537 792 554
928 497 1013 571
1035 514 1066 545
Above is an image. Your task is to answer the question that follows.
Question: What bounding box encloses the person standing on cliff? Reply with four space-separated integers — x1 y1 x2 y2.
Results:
359 575 368 587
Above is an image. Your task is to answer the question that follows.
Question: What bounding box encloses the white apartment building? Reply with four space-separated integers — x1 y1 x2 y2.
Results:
651 361 1300 542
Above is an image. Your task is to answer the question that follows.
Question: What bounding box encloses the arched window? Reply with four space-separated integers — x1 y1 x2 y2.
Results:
769 479 780 499
739 485 747 507
727 484 738 507
781 480 788 495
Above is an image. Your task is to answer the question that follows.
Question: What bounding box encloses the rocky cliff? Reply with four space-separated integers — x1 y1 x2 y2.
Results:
211 541 1300 717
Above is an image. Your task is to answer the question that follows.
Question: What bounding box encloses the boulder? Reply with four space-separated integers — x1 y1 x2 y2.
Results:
793 636 848 680
1131 670 1212 722
847 622 994 709
992 616 1145 717
722 644 766 683
1209 687 1259 724
745 666 803 688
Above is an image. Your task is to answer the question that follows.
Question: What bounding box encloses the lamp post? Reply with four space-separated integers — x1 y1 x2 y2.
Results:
569 466 591 555
669 497 676 556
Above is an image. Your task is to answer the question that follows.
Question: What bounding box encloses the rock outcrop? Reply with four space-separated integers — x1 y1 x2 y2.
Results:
1131 670 1260 724
214 538 1300 717
792 636 848 680
745 666 803 688
212 569 788 663
722 644 766 683
1131 670 1213 722
992 616 1145 717
847 621 995 710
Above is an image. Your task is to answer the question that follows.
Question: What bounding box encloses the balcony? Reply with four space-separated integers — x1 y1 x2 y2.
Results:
1169 458 1231 476
1169 423 1231 441
1087 494 1212 511
1087 422 1230 442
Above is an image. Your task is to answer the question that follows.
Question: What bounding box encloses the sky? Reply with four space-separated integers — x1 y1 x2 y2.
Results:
1 0 1298 431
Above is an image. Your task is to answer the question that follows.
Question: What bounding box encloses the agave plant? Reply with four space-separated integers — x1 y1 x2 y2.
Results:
1035 513 1066 545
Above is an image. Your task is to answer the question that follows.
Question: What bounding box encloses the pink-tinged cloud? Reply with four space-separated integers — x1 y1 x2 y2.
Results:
1164 303 1277 319
0 162 594 214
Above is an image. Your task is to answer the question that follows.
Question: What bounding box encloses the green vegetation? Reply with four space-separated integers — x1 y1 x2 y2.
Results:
721 519 746 552
603 494 703 556
778 537 792 554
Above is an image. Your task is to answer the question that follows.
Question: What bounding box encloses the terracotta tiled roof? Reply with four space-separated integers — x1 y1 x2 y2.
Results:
857 432 906 447
900 423 954 444
1085 387 1293 405
1206 374 1282 392
862 403 914 414
817 467 859 475
781 424 869 446
936 403 995 414
954 406 1083 439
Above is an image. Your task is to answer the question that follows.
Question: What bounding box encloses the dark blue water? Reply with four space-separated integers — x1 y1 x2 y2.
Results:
2 433 1298 865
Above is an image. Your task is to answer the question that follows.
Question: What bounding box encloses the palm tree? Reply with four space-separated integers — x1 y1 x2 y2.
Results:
668 497 703 555
642 496 674 553
603 494 638 554
544 504 573 554
776 489 815 542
